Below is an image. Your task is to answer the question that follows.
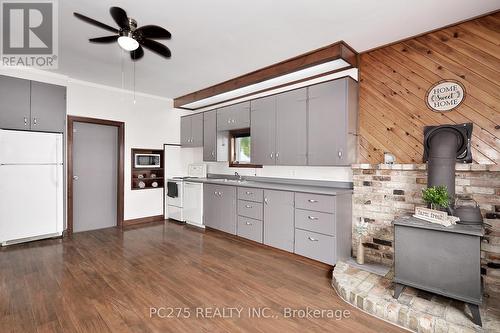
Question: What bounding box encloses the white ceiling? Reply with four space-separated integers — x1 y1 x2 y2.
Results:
58 0 500 98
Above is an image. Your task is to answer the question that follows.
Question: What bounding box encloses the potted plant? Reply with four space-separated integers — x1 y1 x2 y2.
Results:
354 221 369 265
422 185 451 211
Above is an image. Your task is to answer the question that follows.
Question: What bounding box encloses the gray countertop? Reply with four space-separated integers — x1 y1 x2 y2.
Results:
183 178 353 196
393 216 484 237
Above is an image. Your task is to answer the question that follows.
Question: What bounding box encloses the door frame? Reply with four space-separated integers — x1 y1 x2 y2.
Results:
67 116 125 235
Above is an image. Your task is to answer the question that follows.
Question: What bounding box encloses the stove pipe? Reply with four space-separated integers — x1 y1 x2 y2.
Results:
423 123 473 204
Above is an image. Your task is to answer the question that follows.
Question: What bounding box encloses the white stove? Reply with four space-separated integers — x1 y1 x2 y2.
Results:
165 163 206 227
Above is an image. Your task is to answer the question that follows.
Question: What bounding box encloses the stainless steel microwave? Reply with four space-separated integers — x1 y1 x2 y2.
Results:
134 153 161 168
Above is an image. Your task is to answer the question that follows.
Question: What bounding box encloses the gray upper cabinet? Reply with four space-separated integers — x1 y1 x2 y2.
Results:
0 75 66 133
191 113 203 147
251 95 276 165
203 110 229 162
180 116 192 146
181 113 203 147
203 110 217 161
30 81 66 133
0 75 31 131
203 184 237 234
308 77 358 166
263 190 295 252
217 102 250 131
275 88 307 165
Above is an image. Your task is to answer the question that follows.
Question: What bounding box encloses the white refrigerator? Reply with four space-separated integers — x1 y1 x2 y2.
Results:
0 130 63 246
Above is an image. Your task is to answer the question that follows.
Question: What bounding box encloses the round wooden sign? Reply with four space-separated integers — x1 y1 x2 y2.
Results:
425 80 465 112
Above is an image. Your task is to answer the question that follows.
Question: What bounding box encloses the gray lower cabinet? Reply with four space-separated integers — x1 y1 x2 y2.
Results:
0 75 66 133
217 102 250 131
275 88 307 165
204 183 351 265
308 77 358 166
250 95 276 165
203 184 237 234
238 200 263 220
263 190 295 252
294 192 351 265
30 81 66 133
0 75 31 130
181 113 203 147
237 216 263 243
295 229 336 264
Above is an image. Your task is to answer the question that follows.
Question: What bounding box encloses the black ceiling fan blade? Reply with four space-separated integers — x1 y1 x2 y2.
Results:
131 46 144 61
89 35 119 43
110 7 130 30
74 12 119 33
140 39 171 58
135 25 171 39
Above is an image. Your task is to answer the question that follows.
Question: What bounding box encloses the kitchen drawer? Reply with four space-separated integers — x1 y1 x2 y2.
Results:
295 193 335 213
294 229 336 265
295 209 335 236
238 187 263 203
238 200 263 220
237 216 263 243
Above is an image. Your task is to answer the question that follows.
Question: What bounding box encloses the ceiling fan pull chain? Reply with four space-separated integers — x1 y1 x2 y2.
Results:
133 60 136 104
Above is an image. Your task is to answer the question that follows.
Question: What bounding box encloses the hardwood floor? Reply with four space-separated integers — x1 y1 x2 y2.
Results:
0 221 404 333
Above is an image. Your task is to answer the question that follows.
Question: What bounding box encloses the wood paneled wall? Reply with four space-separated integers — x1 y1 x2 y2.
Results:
358 12 499 164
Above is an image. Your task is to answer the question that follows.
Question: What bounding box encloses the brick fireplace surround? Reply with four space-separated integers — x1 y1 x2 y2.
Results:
351 163 500 298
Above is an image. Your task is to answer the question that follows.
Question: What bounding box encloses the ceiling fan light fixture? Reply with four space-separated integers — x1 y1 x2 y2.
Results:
118 32 139 51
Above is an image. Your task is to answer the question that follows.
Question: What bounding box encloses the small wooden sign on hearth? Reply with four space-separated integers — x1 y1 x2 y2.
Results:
413 206 454 226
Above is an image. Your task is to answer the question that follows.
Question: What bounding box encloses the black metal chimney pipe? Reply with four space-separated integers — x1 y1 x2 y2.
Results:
423 123 473 206
427 130 459 200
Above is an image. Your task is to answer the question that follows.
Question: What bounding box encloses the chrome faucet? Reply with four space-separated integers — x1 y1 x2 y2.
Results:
235 172 243 181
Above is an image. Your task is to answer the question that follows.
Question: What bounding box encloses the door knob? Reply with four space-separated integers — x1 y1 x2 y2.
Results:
73 175 79 181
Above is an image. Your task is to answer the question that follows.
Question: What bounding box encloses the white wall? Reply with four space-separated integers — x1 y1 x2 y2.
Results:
67 81 185 220
188 148 352 181
0 67 185 221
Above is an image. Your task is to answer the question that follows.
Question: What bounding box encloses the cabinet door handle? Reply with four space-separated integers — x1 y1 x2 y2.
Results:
264 197 268 205
338 151 342 159
219 192 223 196
270 152 274 159
214 191 218 195
308 236 319 242
308 199 318 203
245 221 252 226
245 204 252 208
33 117 37 125
211 151 215 157
275 152 279 159
24 117 28 126
308 216 319 220
245 191 253 195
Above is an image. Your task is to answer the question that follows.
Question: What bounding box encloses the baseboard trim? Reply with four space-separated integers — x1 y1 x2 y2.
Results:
123 215 165 227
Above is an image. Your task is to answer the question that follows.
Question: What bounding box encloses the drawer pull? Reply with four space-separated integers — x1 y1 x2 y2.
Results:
245 204 252 208
308 199 318 203
245 191 253 195
308 236 319 242
308 216 319 220
245 222 252 226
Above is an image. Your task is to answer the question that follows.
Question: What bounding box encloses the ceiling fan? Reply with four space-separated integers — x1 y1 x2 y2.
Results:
74 7 171 61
